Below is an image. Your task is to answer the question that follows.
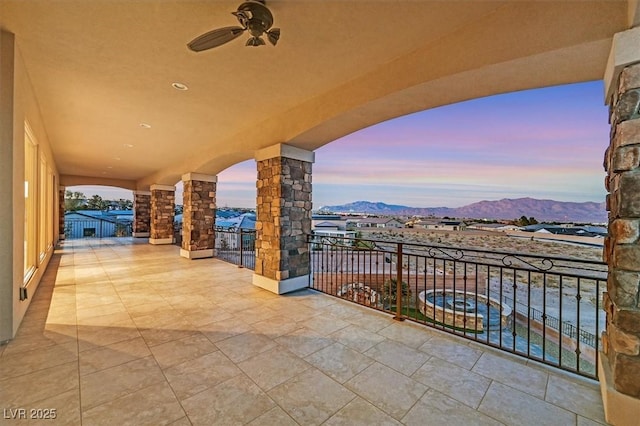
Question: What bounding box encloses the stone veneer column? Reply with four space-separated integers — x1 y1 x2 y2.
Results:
600 26 640 425
180 173 216 259
253 144 313 294
58 186 65 240
132 190 151 238
149 185 175 245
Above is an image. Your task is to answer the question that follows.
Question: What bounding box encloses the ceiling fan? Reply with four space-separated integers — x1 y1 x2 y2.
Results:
188 0 280 51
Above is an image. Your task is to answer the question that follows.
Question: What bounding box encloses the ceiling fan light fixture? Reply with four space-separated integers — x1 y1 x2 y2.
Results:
172 82 189 91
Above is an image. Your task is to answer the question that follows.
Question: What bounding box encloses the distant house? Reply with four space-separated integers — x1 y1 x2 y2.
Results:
311 215 355 242
64 210 133 239
467 223 521 232
353 217 405 228
414 219 466 231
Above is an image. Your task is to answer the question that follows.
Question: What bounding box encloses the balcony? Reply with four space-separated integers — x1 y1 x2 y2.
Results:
0 238 605 425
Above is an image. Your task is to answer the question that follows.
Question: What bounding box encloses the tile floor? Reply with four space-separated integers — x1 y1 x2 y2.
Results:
0 238 608 425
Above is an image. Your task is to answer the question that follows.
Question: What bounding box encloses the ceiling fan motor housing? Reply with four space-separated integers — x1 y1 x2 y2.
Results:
236 1 274 36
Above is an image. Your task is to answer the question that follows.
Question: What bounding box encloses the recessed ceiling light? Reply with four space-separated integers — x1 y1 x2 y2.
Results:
172 82 189 91
113 156 121 161
140 123 151 129
101 171 107 175
107 166 113 169
123 144 134 148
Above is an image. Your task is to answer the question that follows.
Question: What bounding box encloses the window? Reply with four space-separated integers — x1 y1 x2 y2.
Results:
24 125 38 282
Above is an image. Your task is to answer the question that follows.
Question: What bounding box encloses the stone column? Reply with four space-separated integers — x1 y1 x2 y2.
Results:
600 26 640 425
58 186 65 240
132 190 151 238
149 185 175 245
180 173 216 259
253 144 313 294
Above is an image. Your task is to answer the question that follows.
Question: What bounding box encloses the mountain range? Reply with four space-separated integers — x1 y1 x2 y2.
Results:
319 198 607 223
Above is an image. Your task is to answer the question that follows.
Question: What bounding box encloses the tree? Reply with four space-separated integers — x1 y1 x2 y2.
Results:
64 190 86 211
116 198 133 210
514 215 539 226
86 194 109 211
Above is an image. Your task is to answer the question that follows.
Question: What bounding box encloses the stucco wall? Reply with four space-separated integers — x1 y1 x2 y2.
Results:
0 30 60 340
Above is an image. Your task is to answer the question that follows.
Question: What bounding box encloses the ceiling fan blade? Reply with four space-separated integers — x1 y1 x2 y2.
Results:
187 26 245 52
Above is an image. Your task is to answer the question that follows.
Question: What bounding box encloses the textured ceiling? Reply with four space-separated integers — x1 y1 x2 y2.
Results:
0 1 630 189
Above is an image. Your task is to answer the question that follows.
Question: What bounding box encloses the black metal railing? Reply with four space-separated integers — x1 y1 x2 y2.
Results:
64 219 132 239
308 234 606 379
214 228 256 270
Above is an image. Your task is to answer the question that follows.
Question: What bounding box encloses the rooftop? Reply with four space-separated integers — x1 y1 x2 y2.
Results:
0 238 606 425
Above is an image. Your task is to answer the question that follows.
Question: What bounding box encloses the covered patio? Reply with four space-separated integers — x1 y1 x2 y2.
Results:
0 238 605 425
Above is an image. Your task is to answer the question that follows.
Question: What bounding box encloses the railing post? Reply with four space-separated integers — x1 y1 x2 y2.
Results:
239 229 244 268
394 242 405 321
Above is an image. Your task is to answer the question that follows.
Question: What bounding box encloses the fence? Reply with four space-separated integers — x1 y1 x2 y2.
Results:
214 228 256 270
64 219 132 239
308 234 607 379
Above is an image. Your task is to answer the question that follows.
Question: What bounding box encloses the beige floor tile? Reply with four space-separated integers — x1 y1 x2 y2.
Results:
236 305 280 324
76 302 128 321
80 356 166 410
164 350 242 400
78 321 141 352
479 381 576 426
124 300 176 318
301 315 350 335
2 332 59 356
251 315 301 338
0 361 79 408
345 362 427 420
215 332 277 363
76 311 133 327
79 336 151 376
20 388 81 426
578 415 607 426
305 342 374 384
472 352 548 399
238 346 311 391
402 388 503 426
275 326 334 357
345 311 396 333
246 406 299 426
412 356 491 409
269 368 356 426
167 417 192 426
179 305 235 327
82 382 185 426
181 374 275 425
198 316 254 342
365 339 430 376
330 325 386 353
139 321 199 347
378 321 433 349
418 335 483 370
324 396 402 426
0 341 78 380
149 332 217 369
546 374 606 423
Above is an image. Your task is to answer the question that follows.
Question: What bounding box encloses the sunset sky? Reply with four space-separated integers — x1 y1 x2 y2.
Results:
71 81 609 209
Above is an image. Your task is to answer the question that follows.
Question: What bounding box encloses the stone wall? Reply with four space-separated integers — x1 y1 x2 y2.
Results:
182 179 216 252
255 157 312 281
150 188 175 241
603 62 640 397
133 191 151 236
58 187 65 238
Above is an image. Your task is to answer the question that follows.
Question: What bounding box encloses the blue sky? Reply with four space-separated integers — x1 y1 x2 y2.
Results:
71 81 609 209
